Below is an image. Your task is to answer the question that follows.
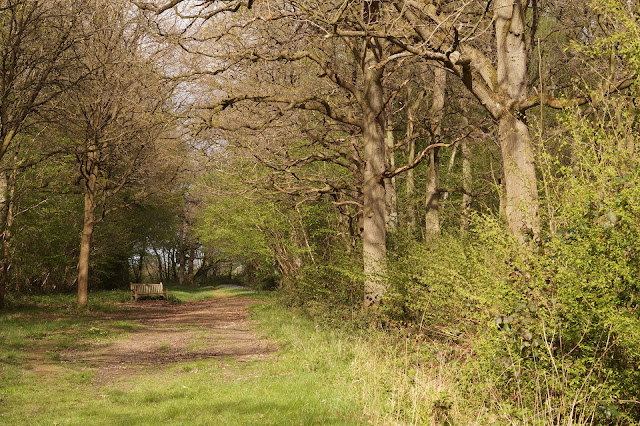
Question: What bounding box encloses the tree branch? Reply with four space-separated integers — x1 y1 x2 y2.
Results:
517 76 636 111
383 129 474 179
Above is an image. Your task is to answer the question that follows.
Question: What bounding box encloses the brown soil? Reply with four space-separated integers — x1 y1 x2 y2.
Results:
59 297 275 383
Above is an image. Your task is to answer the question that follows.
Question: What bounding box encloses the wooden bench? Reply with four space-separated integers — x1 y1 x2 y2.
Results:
130 282 168 301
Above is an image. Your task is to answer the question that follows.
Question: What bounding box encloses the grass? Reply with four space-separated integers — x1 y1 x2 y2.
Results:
1 285 489 424
0 287 368 425
167 284 260 302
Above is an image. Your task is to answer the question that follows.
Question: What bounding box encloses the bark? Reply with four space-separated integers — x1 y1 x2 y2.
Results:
77 150 98 306
362 38 387 307
2 168 16 290
0 175 5 309
498 115 539 240
170 249 177 282
0 130 16 167
246 262 256 285
384 123 398 233
0 174 8 309
0 145 18 309
425 66 446 238
441 144 457 203
495 0 540 241
461 140 471 231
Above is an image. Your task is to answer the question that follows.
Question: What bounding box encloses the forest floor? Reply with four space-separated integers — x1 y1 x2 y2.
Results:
0 287 368 425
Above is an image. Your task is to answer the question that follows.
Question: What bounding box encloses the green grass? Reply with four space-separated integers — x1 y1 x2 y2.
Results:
0 288 368 425
166 284 261 302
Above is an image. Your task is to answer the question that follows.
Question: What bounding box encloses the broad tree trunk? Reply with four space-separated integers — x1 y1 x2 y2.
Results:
425 66 446 238
362 38 387 307
77 159 98 307
495 0 540 241
384 123 398 233
498 116 539 240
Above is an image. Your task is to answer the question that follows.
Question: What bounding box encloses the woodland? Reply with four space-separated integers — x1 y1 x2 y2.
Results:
1 0 640 423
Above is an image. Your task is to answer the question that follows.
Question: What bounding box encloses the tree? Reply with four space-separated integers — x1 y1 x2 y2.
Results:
54 0 176 305
146 0 394 306
0 0 87 308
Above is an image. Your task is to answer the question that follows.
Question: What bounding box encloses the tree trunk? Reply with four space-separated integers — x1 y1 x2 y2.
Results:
170 248 177 282
77 158 98 307
495 0 540 241
0 147 18 309
0 173 6 310
362 38 387 307
405 87 423 235
178 219 186 285
425 66 446 238
135 240 146 283
424 148 440 237
498 116 539 240
0 174 8 309
384 123 398 233
165 250 172 283
405 139 416 234
187 241 195 286
461 140 472 231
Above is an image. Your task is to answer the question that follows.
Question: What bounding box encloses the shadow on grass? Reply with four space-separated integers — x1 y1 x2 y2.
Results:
3 290 131 314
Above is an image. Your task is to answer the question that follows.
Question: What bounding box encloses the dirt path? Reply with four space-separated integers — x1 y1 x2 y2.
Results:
61 297 275 382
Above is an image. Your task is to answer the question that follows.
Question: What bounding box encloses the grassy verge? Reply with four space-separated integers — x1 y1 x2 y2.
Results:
0 288 368 425
255 303 505 425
